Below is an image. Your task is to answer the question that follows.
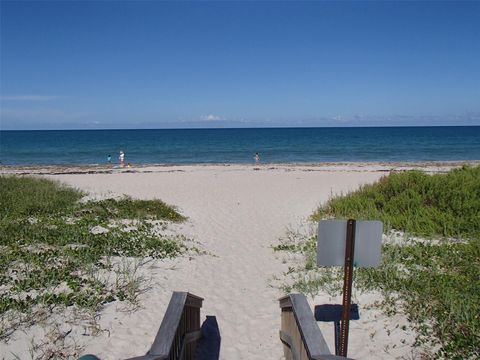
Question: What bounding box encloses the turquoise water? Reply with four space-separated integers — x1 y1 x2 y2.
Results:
1 127 479 165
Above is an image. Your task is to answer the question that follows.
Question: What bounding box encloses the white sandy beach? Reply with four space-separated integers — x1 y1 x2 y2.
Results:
2 162 469 359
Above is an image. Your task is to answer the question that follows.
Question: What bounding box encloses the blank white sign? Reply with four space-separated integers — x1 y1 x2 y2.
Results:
316 220 383 267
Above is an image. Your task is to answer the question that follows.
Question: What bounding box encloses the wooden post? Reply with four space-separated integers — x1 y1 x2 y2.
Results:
339 219 356 357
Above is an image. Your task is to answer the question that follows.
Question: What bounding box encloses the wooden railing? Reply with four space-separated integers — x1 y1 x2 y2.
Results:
127 292 204 360
279 293 352 360
84 291 354 360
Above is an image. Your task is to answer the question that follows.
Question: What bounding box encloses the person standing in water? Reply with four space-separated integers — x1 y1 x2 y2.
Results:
254 152 260 164
107 154 112 163
119 151 125 167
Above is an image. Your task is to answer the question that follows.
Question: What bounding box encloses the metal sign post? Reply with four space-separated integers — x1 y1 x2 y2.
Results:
339 219 356 357
317 219 383 358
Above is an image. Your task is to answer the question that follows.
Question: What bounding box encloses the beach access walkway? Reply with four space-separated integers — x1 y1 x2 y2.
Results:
46 165 384 359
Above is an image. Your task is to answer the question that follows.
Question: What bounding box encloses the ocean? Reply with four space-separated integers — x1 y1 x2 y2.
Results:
1 126 479 165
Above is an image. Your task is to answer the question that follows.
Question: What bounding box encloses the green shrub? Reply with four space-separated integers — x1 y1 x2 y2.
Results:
312 165 480 239
0 176 83 219
0 175 188 322
281 166 480 358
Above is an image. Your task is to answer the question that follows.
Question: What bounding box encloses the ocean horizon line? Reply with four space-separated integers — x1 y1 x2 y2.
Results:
2 124 480 132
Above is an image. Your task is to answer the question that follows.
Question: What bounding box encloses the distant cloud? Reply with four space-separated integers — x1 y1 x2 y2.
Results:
332 115 349 123
200 114 224 121
1 107 69 119
0 95 63 101
0 107 91 130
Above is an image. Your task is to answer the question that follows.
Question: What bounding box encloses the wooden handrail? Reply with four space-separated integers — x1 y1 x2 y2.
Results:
279 293 352 360
127 292 203 360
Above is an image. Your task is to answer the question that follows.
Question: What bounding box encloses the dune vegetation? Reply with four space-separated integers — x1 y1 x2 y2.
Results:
0 175 188 339
276 165 480 359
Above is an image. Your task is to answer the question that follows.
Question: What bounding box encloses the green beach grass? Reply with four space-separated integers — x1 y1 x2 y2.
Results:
275 165 480 359
0 175 188 339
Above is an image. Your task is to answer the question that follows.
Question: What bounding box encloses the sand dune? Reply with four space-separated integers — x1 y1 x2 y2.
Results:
2 163 452 359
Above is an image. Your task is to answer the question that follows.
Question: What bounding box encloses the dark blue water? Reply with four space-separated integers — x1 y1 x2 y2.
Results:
1 127 479 165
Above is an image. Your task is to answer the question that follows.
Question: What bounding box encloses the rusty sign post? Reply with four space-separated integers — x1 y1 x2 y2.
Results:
317 219 383 357
339 219 356 357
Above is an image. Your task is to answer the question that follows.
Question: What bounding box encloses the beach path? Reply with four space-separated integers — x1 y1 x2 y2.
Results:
47 165 383 359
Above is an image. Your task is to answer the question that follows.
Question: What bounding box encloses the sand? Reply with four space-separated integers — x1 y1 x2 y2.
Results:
2 162 466 359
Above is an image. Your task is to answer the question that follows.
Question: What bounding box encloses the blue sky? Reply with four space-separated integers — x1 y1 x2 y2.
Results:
1 1 479 130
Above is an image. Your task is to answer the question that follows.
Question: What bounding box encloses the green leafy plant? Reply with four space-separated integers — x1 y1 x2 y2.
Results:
312 165 480 239
276 166 480 358
0 175 189 337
